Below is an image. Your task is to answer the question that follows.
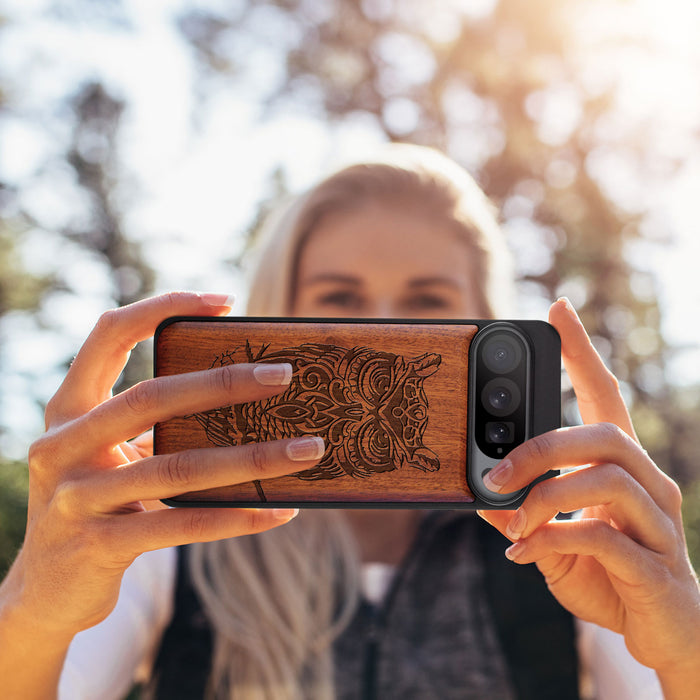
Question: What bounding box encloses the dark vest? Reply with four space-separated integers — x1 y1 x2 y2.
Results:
148 513 579 699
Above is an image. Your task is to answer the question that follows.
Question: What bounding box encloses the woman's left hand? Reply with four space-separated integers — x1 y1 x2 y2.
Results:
478 298 700 696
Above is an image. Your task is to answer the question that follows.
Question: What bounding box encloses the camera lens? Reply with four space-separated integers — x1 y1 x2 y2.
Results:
482 334 522 374
486 421 514 444
489 387 511 411
481 378 521 417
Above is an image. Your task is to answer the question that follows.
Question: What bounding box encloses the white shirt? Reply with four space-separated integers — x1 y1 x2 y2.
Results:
59 548 663 700
59 548 176 700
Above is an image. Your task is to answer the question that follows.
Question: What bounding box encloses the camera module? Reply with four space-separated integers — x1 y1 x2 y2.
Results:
467 320 560 507
469 323 531 467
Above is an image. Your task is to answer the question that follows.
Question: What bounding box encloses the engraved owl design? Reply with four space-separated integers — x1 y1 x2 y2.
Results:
191 342 442 481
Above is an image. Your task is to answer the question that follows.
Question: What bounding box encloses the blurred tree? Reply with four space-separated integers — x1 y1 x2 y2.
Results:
61 80 156 390
0 198 45 577
0 10 44 572
176 0 700 495
0 205 54 316
0 0 698 572
0 17 155 568
0 81 156 421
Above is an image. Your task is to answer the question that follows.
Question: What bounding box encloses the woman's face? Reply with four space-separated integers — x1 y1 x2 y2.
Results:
293 202 485 319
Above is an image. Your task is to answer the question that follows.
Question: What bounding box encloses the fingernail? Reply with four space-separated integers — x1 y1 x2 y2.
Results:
286 436 325 461
199 293 236 308
483 460 512 493
505 541 527 561
273 508 299 521
557 296 578 319
254 363 293 386
506 509 527 540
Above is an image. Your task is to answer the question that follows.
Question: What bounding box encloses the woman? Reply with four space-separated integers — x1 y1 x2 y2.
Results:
0 145 697 699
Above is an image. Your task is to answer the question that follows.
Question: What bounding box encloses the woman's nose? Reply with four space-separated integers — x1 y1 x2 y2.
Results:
367 300 398 318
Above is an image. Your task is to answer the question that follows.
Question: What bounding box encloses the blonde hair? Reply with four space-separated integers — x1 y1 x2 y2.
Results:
189 512 359 700
246 143 514 317
188 144 514 699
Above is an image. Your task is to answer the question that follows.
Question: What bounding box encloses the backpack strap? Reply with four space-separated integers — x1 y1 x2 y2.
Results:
477 516 580 700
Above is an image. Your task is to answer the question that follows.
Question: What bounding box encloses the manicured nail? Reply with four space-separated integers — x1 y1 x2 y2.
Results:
483 460 512 493
273 508 299 521
505 541 527 561
286 436 325 461
254 363 293 386
506 509 527 540
199 293 236 308
557 296 578 319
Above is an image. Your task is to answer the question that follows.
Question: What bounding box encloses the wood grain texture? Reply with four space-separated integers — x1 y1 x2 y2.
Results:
154 319 477 505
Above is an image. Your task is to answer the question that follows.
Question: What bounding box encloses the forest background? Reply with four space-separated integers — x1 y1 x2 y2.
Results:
1 0 700 575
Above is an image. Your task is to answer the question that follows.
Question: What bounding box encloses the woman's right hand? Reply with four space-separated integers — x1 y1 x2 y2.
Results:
1 292 324 642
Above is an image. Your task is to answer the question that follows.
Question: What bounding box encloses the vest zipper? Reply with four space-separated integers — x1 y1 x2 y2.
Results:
359 512 444 699
362 603 381 700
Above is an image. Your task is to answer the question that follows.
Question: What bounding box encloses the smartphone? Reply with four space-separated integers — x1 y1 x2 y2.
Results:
153 317 560 509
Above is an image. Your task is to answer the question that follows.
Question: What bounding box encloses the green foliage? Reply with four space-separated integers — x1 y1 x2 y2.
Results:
0 225 54 315
0 460 28 577
682 478 700 572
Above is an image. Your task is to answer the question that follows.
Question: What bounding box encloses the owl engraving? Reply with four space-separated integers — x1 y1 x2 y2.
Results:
191 342 441 483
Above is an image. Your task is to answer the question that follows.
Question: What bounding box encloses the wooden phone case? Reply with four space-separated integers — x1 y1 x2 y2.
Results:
153 317 559 508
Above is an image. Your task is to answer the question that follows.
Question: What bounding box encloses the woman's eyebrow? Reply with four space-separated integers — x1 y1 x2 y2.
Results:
302 273 362 286
407 277 462 290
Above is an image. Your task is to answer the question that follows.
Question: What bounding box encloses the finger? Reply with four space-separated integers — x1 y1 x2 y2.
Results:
65 362 293 456
503 518 662 588
483 423 681 514
476 509 516 539
548 298 636 439
109 506 301 558
120 431 152 461
120 441 143 462
47 292 235 424
128 430 153 459
85 437 325 508
503 464 676 554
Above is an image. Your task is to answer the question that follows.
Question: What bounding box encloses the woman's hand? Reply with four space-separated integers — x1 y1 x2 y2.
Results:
1 292 324 643
478 298 700 695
